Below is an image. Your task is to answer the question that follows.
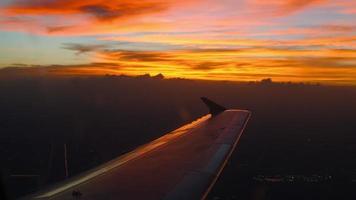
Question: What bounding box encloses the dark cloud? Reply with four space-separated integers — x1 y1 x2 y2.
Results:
234 62 251 68
187 48 244 53
79 5 121 21
79 2 167 20
47 25 74 33
62 43 110 54
103 50 173 62
79 2 167 21
191 62 229 70
0 62 123 78
5 0 169 22
119 51 171 62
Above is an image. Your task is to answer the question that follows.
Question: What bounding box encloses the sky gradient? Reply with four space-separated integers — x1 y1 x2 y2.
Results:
0 0 355 85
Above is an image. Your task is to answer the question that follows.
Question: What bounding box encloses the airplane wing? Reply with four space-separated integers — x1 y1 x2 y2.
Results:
23 98 251 200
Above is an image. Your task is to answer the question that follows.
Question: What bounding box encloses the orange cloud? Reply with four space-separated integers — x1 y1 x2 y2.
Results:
0 0 355 86
61 47 353 85
1 0 353 37
0 0 204 35
248 0 326 15
2 46 355 85
327 1 356 14
101 33 356 50
252 25 356 38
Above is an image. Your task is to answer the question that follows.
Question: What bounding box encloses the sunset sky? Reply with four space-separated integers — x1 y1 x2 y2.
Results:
0 0 355 84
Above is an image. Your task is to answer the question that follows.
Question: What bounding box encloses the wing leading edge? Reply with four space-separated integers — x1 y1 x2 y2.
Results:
24 98 251 200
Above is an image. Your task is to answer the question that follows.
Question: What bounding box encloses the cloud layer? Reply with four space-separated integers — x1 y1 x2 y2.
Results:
0 0 355 85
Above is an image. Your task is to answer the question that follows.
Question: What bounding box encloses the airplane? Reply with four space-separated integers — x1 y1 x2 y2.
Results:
21 97 251 200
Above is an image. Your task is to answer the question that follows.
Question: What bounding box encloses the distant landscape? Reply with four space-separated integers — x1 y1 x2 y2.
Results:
1 74 356 199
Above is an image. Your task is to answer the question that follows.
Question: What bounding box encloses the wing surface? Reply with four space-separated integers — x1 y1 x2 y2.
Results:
24 99 251 200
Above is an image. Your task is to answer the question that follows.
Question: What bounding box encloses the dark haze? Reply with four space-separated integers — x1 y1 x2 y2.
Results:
1 75 356 199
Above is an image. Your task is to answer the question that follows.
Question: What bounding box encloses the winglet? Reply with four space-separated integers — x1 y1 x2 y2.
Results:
201 97 227 116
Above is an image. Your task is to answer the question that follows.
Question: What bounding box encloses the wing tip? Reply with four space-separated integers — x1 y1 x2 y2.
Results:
200 97 227 116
